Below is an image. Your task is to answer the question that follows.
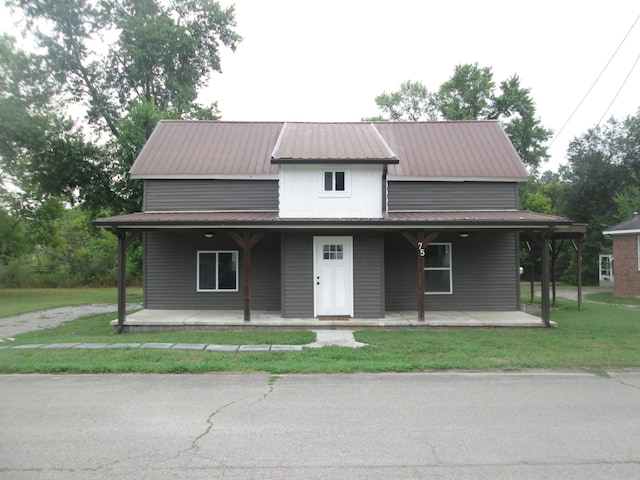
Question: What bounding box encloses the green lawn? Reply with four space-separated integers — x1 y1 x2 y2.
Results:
0 288 143 318
1 291 639 374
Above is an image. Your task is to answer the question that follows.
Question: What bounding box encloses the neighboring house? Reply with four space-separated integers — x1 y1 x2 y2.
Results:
603 214 640 297
94 120 576 328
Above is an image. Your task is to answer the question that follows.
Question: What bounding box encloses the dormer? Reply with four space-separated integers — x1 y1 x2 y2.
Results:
272 123 399 218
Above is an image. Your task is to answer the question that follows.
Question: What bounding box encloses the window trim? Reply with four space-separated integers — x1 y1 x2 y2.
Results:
319 168 350 197
197 250 239 292
424 242 453 295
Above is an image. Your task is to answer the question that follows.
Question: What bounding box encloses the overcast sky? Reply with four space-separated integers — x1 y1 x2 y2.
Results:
3 0 639 172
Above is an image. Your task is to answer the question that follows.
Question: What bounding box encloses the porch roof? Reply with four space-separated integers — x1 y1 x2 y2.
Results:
93 209 572 230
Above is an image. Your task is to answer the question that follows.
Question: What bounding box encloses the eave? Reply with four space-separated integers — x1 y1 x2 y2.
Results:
92 210 573 231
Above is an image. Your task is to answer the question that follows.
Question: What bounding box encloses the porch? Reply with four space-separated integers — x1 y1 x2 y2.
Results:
113 309 550 332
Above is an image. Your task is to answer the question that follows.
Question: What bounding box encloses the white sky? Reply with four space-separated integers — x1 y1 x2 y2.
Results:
2 0 640 173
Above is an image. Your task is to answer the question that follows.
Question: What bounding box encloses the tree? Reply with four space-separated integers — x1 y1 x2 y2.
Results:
371 80 438 122
436 63 495 120
369 64 553 171
0 35 109 211
558 111 640 283
2 0 241 214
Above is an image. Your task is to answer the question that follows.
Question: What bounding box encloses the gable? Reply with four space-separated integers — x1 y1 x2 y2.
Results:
271 123 398 163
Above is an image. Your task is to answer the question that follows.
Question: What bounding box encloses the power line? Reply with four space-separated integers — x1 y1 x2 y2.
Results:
549 12 640 147
596 50 640 127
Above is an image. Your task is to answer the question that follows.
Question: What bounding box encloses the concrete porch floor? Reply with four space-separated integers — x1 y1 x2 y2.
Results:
113 309 551 332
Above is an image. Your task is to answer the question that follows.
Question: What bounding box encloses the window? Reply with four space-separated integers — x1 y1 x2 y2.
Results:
197 251 238 291
323 244 343 260
424 243 452 294
321 169 350 197
324 171 345 191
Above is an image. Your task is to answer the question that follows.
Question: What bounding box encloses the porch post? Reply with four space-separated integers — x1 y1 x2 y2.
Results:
117 230 126 332
541 232 551 327
228 231 266 322
572 239 583 311
113 229 141 333
401 231 439 321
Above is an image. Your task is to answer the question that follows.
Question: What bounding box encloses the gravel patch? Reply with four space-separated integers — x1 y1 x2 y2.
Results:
0 304 142 341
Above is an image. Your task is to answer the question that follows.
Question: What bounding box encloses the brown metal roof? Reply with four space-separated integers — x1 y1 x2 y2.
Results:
130 121 283 177
93 210 570 229
129 120 528 180
374 121 528 179
271 122 398 163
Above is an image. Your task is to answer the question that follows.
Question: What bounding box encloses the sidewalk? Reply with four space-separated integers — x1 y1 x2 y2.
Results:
0 329 366 351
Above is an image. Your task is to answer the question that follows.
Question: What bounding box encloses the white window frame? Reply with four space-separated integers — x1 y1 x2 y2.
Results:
197 250 239 292
424 242 453 295
319 168 350 197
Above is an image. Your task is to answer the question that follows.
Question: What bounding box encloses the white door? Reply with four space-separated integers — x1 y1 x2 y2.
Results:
313 236 353 317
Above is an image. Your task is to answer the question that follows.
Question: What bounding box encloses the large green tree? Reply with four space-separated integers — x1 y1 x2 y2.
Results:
369 63 553 172
559 110 640 283
1 0 240 214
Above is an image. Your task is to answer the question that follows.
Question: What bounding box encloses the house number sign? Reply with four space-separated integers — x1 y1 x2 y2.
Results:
418 242 425 257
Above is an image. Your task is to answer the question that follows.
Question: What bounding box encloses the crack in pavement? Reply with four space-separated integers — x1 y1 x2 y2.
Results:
190 398 242 452
171 375 280 463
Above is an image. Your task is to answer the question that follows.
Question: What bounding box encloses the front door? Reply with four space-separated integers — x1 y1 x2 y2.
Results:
313 236 353 317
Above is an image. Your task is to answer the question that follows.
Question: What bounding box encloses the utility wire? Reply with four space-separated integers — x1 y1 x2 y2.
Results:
549 12 640 147
596 50 640 127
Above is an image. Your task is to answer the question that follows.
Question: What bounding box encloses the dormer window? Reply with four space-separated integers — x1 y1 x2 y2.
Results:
321 169 350 197
324 171 345 192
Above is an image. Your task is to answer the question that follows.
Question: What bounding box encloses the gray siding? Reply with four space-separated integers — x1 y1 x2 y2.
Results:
144 231 280 310
388 181 519 211
280 233 314 318
144 179 278 211
353 233 385 317
385 232 519 311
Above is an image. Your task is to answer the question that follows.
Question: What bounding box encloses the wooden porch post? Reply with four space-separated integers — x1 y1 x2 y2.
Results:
113 229 141 333
401 231 439 321
526 241 535 304
540 232 551 327
228 231 266 322
572 239 583 311
529 231 551 327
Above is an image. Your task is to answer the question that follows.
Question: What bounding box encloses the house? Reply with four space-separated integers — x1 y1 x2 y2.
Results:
604 213 640 297
94 120 577 330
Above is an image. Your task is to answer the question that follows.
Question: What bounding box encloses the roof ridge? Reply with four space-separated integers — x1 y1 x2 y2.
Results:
155 119 500 125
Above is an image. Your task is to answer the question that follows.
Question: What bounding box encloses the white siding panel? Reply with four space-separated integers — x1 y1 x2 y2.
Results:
279 165 383 218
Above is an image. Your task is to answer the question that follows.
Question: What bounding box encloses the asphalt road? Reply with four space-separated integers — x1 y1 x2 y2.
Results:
2 372 639 479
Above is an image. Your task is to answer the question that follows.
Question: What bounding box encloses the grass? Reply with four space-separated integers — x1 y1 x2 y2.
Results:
1 288 640 374
0 288 143 318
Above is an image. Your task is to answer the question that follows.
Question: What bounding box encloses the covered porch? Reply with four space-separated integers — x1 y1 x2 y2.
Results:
93 210 584 333
114 308 550 332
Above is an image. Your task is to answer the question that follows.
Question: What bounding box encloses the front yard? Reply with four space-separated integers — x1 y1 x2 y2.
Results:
1 288 639 374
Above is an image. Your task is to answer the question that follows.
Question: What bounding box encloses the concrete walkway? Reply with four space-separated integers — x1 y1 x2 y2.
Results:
0 329 366 351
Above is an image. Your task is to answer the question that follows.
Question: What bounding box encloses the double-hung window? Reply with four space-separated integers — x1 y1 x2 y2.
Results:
424 243 452 294
197 251 238 292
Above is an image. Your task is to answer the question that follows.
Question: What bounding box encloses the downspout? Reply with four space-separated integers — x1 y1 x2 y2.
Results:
382 164 388 219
